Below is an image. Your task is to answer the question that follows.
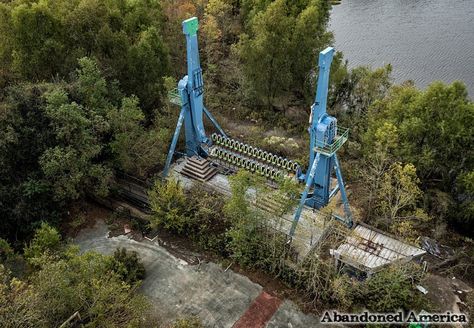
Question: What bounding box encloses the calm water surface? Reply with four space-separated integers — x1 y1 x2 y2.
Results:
329 0 474 96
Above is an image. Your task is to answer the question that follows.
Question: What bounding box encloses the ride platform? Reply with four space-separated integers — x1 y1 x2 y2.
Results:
169 157 337 263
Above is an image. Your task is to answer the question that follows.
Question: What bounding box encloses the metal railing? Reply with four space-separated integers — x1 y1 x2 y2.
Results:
314 126 349 156
168 88 182 106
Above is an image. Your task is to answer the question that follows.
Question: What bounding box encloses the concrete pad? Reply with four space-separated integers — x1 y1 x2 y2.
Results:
74 220 262 327
74 220 334 328
266 301 325 328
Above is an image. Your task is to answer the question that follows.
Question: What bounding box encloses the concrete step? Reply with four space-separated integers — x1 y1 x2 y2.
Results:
181 156 217 182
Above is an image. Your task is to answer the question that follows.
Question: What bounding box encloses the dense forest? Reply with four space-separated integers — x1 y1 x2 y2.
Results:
0 0 473 326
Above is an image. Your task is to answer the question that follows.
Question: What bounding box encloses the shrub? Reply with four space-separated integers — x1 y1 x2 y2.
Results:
187 187 229 254
109 248 146 285
148 179 189 233
358 264 424 312
23 222 61 264
0 239 13 262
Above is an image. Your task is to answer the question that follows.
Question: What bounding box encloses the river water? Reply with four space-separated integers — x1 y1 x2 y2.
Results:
329 0 474 96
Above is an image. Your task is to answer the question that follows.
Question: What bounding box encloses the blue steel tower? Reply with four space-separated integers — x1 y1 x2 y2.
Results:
163 17 225 177
162 17 352 236
290 47 352 236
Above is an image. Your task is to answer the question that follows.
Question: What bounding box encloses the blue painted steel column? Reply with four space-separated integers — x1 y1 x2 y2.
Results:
203 106 227 138
163 106 187 177
290 153 321 237
309 47 334 166
334 154 353 226
306 47 336 208
182 17 207 146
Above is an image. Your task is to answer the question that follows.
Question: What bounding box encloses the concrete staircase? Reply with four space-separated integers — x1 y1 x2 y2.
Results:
180 156 217 182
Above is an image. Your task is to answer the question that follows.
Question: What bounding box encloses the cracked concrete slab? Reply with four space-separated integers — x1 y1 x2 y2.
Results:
74 220 325 328
266 301 324 328
75 220 261 327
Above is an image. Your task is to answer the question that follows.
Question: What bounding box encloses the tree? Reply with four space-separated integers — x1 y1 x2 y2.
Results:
0 56 164 242
0 265 43 327
161 0 200 78
23 222 61 265
332 65 393 119
201 0 240 110
40 88 112 201
123 26 170 111
0 82 64 242
0 0 170 113
108 96 170 177
363 81 474 231
148 179 189 233
377 163 430 241
9 2 65 80
1 227 150 328
238 0 332 112
359 121 399 220
458 171 474 226
109 248 146 285
28 249 149 328
291 0 332 100
237 0 295 110
224 170 271 267
187 186 229 253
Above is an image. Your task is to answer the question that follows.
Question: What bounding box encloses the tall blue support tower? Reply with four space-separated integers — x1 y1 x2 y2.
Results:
163 16 352 238
290 47 352 236
163 17 225 177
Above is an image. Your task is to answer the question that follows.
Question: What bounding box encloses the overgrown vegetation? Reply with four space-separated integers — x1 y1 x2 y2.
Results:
148 179 229 253
0 224 151 327
147 171 427 312
0 0 472 322
0 57 171 243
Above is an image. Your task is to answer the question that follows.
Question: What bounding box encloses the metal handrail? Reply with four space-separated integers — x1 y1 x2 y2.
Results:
314 126 349 156
168 88 182 106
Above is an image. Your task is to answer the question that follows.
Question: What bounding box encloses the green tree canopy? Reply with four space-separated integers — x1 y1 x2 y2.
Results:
237 0 332 111
0 0 170 113
0 57 168 242
363 81 474 230
1 224 150 327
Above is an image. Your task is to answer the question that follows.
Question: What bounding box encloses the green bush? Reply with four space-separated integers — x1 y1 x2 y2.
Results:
148 180 229 254
23 222 61 264
0 239 13 262
187 187 229 254
108 247 146 285
0 244 151 327
148 179 190 233
358 264 424 312
0 0 170 112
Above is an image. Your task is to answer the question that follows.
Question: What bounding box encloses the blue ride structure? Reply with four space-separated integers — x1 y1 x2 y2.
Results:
164 17 352 239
